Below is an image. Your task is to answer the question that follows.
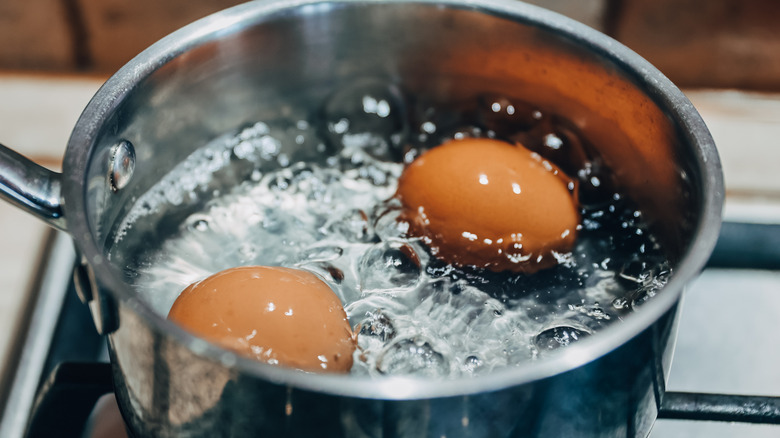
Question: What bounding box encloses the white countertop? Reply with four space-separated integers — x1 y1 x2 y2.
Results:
0 75 779 435
0 74 104 381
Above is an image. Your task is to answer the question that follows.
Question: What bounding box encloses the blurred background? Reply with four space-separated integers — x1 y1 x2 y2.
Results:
0 0 778 89
0 1 778 437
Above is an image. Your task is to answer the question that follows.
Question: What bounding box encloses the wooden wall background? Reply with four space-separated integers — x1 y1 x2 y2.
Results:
0 0 778 91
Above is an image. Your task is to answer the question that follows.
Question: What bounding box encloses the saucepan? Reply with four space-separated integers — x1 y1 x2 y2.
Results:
0 0 723 437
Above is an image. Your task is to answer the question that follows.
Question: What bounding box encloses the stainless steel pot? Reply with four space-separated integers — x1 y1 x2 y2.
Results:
0 1 723 437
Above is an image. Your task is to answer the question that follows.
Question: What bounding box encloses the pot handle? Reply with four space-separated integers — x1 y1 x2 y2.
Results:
656 221 780 424
659 392 780 424
0 143 66 231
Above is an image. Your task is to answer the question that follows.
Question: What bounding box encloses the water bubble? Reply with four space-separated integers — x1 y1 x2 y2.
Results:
372 200 407 241
463 355 483 374
363 164 389 186
631 267 670 308
576 159 618 208
232 140 255 160
321 79 408 161
277 153 290 167
238 121 270 140
298 245 344 263
531 118 592 178
376 337 449 377
122 95 672 379
260 208 285 233
631 289 656 308
237 243 257 261
569 302 612 321
186 214 211 232
267 172 292 191
543 133 563 150
425 258 456 280
611 297 629 310
330 118 350 135
358 310 397 342
229 123 282 162
408 101 473 148
304 262 345 284
452 126 483 141
264 163 329 200
358 241 422 293
403 148 420 164
324 209 374 242
534 326 590 350
324 264 345 283
617 260 650 286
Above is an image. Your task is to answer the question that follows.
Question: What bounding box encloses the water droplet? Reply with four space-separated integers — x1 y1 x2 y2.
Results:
476 95 543 136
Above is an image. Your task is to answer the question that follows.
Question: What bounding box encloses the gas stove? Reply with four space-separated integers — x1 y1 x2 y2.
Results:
0 220 778 438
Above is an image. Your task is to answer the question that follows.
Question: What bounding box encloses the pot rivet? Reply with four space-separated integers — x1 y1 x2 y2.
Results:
109 140 135 192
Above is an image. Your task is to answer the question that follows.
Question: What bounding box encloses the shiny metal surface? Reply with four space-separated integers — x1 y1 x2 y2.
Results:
70 0 721 394
652 267 780 438
0 0 723 437
107 140 135 193
109 300 679 437
0 231 75 438
0 144 65 230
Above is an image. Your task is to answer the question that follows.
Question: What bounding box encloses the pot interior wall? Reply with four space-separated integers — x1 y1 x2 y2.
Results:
79 2 698 309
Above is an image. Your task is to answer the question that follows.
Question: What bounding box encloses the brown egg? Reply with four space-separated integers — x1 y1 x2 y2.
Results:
168 266 356 373
396 138 579 273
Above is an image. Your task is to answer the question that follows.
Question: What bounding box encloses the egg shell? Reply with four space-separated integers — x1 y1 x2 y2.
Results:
168 266 355 373
396 138 579 273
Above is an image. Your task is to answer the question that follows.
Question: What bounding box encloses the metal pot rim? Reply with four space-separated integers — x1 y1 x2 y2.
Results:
62 0 723 399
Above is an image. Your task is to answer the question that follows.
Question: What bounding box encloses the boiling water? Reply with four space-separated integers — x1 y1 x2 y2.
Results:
117 80 671 379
